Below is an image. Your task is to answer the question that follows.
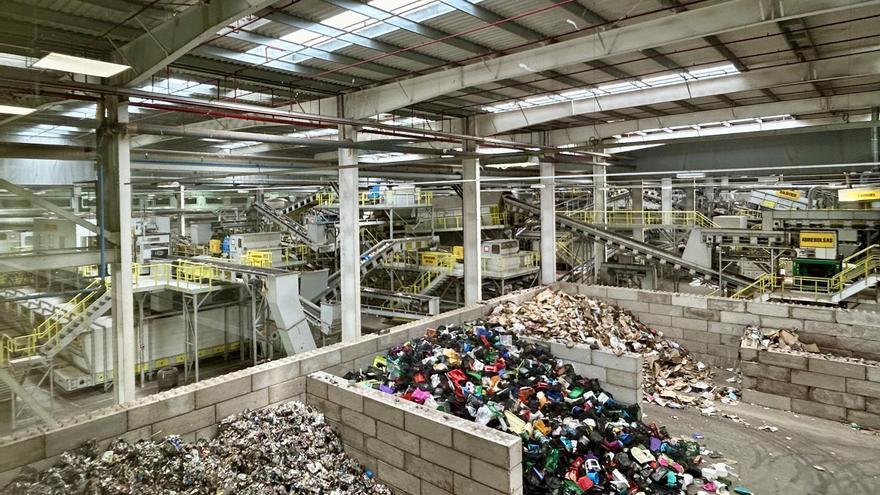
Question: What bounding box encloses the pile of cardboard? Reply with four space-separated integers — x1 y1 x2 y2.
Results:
489 289 739 410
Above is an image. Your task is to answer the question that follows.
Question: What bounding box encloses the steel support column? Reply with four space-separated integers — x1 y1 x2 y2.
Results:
540 161 556 285
98 96 135 404
631 183 645 242
661 178 673 226
339 123 361 342
462 123 481 304
592 164 606 282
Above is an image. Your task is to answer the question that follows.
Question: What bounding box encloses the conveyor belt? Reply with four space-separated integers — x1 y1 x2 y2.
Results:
504 196 753 288
252 202 313 245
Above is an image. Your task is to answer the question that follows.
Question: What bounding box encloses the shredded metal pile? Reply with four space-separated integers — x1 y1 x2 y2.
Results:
489 289 740 411
5 402 390 495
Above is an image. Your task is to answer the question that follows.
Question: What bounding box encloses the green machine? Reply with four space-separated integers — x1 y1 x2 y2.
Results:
792 258 842 278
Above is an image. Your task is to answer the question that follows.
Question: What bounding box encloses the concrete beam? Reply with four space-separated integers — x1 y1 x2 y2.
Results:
540 161 556 285
112 0 278 87
338 0 879 119
478 51 880 135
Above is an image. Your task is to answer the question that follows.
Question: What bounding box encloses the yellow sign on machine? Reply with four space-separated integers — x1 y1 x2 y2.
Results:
776 189 801 200
838 188 880 202
799 231 836 248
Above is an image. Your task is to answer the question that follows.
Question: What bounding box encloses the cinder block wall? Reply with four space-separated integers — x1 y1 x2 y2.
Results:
0 290 543 485
4 283 875 483
306 372 522 495
520 337 643 405
555 282 880 368
740 347 880 428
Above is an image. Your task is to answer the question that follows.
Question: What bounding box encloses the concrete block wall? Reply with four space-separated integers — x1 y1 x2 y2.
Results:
521 337 643 405
307 372 522 495
0 293 540 485
554 282 880 368
740 347 880 428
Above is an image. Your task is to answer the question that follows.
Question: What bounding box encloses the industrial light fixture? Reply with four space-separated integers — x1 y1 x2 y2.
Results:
33 53 130 77
676 172 706 179
0 104 35 115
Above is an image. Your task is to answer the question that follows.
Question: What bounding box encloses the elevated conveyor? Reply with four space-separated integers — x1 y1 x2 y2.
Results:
504 196 752 288
252 202 334 253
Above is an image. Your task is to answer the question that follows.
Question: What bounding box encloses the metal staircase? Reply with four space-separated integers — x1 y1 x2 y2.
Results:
504 195 752 289
317 236 436 302
40 291 112 359
733 245 879 303
1 279 111 366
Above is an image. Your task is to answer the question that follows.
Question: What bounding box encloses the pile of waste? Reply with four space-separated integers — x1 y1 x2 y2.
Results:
347 322 748 495
742 324 820 353
4 402 390 495
489 289 739 411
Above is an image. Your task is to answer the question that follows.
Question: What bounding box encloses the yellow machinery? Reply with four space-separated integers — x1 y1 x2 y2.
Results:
452 246 464 260
243 250 273 268
176 260 217 281
209 239 222 255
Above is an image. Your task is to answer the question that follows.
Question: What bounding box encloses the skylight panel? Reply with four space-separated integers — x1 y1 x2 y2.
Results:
323 10 373 30
598 81 645 94
688 63 739 80
281 30 325 46
642 73 686 87
214 141 261 150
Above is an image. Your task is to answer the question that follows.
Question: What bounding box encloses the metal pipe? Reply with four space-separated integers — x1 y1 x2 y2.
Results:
129 123 460 156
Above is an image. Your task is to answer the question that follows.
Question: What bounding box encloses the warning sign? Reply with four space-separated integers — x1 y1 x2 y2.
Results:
777 189 801 200
799 231 836 248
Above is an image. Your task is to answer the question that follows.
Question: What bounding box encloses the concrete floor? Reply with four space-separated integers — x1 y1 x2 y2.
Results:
644 400 880 494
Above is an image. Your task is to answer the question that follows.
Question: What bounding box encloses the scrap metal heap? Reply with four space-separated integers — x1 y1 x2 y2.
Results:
4 402 390 495
347 323 747 494
489 290 739 410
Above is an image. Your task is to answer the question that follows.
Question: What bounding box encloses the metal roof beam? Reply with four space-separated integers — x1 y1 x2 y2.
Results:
475 50 880 135
507 91 880 146
337 0 875 120
111 0 280 87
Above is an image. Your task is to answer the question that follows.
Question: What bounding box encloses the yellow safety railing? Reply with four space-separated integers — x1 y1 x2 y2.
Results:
733 245 880 299
243 250 273 268
418 210 507 230
317 190 433 207
283 244 309 262
733 207 763 220
557 240 585 266
557 210 719 228
361 227 381 245
1 277 108 365
401 271 443 294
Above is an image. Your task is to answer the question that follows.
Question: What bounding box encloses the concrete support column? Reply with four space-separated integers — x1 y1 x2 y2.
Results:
98 96 135 404
178 185 186 237
661 178 673 225
539 161 556 285
631 182 644 242
338 124 361 342
462 124 481 304
592 164 606 281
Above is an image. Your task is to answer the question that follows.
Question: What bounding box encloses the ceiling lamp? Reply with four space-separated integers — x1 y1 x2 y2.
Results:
33 53 130 78
0 105 35 115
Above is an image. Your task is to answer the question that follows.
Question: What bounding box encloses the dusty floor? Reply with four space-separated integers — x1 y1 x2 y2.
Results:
644 400 880 494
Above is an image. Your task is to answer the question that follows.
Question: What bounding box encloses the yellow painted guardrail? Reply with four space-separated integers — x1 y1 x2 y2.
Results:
243 250 273 268
1 278 108 365
733 245 880 299
557 210 719 228
317 191 433 207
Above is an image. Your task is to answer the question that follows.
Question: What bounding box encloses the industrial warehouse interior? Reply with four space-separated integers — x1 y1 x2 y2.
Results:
1 0 880 493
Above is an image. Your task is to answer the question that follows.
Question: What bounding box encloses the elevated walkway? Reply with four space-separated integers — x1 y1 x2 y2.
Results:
733 245 880 304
